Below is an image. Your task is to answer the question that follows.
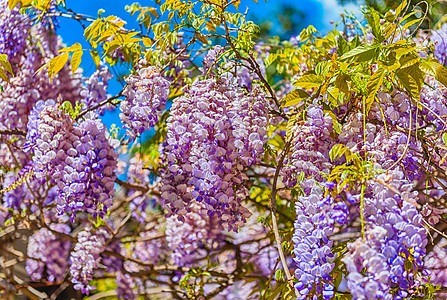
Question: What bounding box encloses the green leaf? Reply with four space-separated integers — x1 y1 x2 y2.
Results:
326 110 343 134
349 35 361 49
420 60 447 88
443 132 447 146
90 50 100 67
365 9 383 42
336 35 349 56
71 50 83 76
48 52 70 81
366 66 385 112
0 67 9 82
84 19 102 41
315 61 331 77
0 54 13 75
275 269 282 281
401 18 422 33
285 114 297 142
399 54 419 69
282 89 309 107
393 44 416 60
329 144 349 162
59 42 82 53
8 0 20 9
340 44 380 63
395 0 408 17
335 72 350 95
267 284 285 300
396 63 423 100
294 74 323 90
384 23 399 41
327 86 340 106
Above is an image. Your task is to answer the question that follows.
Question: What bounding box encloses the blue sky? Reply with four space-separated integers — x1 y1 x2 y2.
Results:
57 0 362 131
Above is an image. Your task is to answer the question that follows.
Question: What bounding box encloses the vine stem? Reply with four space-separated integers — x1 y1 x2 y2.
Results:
270 139 299 296
0 129 26 136
360 183 366 242
76 88 125 120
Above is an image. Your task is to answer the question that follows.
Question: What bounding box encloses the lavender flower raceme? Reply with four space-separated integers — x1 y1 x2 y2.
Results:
28 103 117 221
26 224 71 282
343 170 428 298
120 66 170 140
0 0 31 66
424 239 447 288
55 116 118 220
161 76 268 231
431 23 447 65
116 270 136 300
70 227 107 294
281 105 335 188
293 182 348 299
80 65 113 115
127 153 152 222
166 201 225 266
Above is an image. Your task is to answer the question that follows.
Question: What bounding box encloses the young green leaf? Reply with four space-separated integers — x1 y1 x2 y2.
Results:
90 50 101 67
0 67 9 82
293 74 323 90
281 89 309 107
47 52 70 81
396 63 423 100
336 35 350 56
366 66 385 112
365 9 383 42
329 144 349 162
340 44 380 63
0 54 13 75
420 59 447 88
71 50 83 76
59 42 82 53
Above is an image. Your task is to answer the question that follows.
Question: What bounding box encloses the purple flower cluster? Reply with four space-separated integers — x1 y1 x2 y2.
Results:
116 270 136 300
293 182 348 299
343 239 392 299
127 153 152 222
2 171 32 213
28 103 117 220
424 240 447 288
120 66 170 140
80 65 113 115
161 77 268 231
0 1 31 65
101 239 124 273
344 171 427 298
201 45 224 76
70 227 107 294
26 224 71 282
431 24 447 65
281 105 334 188
55 117 118 220
0 68 42 131
128 224 166 266
30 103 75 182
0 5 81 133
166 201 225 266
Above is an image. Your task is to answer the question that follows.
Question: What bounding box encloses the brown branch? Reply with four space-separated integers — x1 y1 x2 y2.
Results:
0 129 26 136
77 89 124 120
269 139 298 296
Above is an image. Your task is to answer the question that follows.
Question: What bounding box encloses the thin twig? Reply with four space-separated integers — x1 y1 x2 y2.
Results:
269 139 298 296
